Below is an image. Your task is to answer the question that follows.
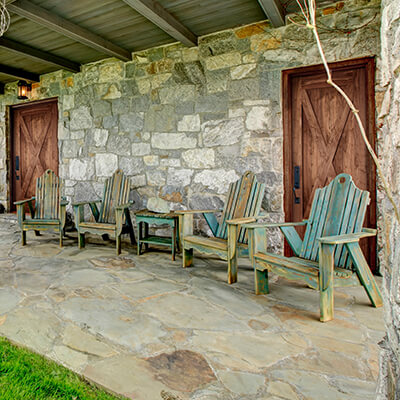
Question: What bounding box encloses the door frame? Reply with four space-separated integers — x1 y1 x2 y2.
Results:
282 57 377 265
9 97 59 211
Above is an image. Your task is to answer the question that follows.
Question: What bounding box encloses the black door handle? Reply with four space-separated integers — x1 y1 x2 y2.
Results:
293 188 300 204
293 166 300 204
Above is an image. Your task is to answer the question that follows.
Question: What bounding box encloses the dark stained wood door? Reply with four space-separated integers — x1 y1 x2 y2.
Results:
11 99 59 210
283 58 377 271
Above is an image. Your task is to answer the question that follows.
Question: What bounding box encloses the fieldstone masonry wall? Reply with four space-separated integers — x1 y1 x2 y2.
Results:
0 0 381 244
376 0 400 397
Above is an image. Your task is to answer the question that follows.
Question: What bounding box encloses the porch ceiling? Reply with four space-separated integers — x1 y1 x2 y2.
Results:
0 0 336 84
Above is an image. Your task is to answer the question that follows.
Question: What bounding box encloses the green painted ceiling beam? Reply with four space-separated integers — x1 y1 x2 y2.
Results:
122 0 197 46
258 0 285 27
0 37 80 72
0 64 39 82
8 0 131 61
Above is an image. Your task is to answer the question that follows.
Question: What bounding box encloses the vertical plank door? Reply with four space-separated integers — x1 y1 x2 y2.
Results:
283 58 377 271
11 99 59 210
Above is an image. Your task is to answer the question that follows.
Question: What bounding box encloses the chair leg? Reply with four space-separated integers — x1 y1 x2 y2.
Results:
125 211 136 245
255 267 269 294
347 242 383 308
129 228 136 245
319 285 334 322
116 235 121 255
183 247 193 268
78 233 85 249
227 253 238 284
319 243 334 322
21 230 26 246
34 230 41 237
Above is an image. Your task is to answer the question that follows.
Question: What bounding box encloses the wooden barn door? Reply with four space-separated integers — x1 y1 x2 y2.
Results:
283 58 377 271
11 99 59 210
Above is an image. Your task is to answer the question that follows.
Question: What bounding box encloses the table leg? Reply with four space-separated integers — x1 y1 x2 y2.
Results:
175 217 180 253
144 222 149 251
172 222 177 261
137 221 142 256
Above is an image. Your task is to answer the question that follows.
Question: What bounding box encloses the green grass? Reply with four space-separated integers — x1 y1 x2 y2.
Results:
0 337 123 400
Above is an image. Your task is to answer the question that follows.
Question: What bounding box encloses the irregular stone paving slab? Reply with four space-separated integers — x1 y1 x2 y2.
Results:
117 278 184 300
84 355 177 400
61 268 118 288
307 334 365 357
90 256 136 269
189 277 268 317
286 314 366 342
0 269 15 288
110 268 151 282
0 260 14 268
16 272 53 294
59 298 167 350
138 263 193 284
14 256 71 273
281 349 368 380
53 345 89 371
13 243 63 258
62 325 117 357
217 371 265 395
329 377 377 398
267 381 299 399
0 308 60 353
352 303 387 331
56 246 129 261
147 350 216 392
192 330 308 371
0 287 21 314
270 369 374 400
137 292 248 331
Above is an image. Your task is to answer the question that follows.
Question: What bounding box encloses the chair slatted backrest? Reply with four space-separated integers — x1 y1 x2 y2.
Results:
98 170 130 224
35 169 61 220
216 171 265 244
300 173 370 270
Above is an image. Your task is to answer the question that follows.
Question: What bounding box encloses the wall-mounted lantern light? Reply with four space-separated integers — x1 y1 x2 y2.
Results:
17 80 32 100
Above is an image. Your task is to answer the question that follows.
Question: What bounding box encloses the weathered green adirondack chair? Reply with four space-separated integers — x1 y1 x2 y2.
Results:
14 169 68 246
245 173 382 322
178 171 265 284
73 169 135 255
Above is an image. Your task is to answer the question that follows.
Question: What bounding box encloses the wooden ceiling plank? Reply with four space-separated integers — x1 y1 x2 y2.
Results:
0 64 39 81
8 0 131 61
257 0 285 27
0 37 80 72
122 0 197 46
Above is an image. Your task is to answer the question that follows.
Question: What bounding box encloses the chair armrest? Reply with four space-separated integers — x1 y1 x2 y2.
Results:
60 200 69 206
318 228 377 245
226 217 257 225
14 197 35 206
72 199 102 207
175 209 222 214
243 221 308 229
115 201 133 210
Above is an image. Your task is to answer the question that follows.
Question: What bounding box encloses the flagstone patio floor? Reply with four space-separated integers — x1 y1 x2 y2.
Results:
0 215 384 399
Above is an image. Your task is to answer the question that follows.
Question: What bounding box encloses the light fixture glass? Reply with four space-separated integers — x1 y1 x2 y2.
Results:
17 80 31 100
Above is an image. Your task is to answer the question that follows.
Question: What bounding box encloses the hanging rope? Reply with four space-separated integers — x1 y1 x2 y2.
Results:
0 0 10 37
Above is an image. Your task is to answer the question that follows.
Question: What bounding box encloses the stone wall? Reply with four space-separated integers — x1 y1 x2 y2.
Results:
376 0 400 397
0 0 381 242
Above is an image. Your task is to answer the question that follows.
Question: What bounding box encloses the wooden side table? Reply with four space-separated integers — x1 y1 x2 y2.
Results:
135 209 180 260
